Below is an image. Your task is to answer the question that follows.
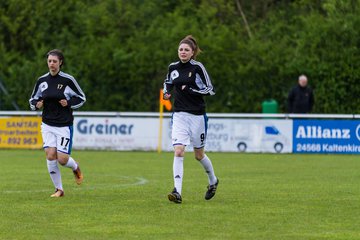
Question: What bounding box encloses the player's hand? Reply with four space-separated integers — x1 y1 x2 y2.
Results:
163 93 171 100
36 100 43 109
59 99 68 107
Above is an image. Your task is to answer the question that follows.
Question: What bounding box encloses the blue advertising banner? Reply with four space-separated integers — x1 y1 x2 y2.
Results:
293 120 360 154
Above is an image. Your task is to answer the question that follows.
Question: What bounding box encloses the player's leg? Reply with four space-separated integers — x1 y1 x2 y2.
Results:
168 145 185 202
194 148 217 185
57 153 82 185
42 123 64 197
55 126 83 185
45 147 64 197
168 112 190 204
194 148 219 200
191 114 219 200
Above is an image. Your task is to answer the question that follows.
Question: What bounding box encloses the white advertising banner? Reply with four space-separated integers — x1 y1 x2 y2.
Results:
73 117 159 150
162 118 293 153
73 117 293 153
208 119 292 153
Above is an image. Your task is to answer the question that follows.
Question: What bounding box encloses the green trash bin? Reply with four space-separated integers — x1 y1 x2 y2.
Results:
262 99 278 113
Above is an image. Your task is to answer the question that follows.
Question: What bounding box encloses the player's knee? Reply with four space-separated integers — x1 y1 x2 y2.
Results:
46 152 57 160
195 153 204 161
57 155 69 166
174 148 185 157
194 148 205 161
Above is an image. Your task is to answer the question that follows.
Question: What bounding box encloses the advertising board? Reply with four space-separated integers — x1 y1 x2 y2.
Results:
0 117 42 149
293 120 360 154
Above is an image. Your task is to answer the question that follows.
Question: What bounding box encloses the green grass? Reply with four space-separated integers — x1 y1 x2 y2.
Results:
1 150 360 239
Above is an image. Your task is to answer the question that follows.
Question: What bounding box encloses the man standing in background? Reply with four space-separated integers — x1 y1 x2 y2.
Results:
287 74 314 113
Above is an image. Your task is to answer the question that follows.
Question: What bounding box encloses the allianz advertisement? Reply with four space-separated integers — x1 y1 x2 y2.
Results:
293 120 360 154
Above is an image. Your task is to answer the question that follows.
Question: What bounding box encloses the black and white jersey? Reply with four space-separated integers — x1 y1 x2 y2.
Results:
29 71 86 127
164 59 215 115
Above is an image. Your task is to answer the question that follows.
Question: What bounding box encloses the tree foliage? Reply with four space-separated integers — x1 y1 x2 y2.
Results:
0 0 359 113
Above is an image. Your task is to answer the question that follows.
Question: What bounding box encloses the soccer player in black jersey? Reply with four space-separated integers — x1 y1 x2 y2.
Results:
29 49 86 197
164 36 219 204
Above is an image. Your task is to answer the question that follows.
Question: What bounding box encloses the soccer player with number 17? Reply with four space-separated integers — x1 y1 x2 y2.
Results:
29 49 86 197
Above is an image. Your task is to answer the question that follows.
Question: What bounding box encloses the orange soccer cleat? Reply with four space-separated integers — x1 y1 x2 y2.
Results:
73 164 83 185
50 189 64 198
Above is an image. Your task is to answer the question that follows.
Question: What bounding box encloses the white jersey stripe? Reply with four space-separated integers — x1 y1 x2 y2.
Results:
59 71 86 107
189 59 214 95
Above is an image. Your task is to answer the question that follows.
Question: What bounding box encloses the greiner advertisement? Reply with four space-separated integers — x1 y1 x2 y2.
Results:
73 117 159 150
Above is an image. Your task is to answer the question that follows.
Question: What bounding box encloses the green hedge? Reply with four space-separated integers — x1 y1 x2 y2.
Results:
0 0 359 113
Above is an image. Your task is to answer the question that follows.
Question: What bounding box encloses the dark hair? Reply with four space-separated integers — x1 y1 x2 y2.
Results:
179 35 201 59
47 49 64 67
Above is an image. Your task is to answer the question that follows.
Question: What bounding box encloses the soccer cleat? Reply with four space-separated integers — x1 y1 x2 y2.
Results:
205 178 219 200
168 188 182 204
73 164 83 185
50 189 64 198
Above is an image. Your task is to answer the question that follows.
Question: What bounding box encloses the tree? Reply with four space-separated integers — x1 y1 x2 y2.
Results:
0 0 359 113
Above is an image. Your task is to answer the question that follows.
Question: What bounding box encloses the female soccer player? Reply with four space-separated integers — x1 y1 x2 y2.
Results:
163 35 219 204
29 49 86 197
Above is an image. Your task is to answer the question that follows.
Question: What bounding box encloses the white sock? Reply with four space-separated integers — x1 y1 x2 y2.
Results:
47 160 63 191
173 156 184 194
64 157 78 171
199 155 217 185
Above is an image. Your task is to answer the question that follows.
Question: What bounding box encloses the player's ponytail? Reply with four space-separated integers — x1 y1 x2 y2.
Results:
179 35 202 59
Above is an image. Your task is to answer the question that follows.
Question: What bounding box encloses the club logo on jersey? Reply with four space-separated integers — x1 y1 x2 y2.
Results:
170 70 179 81
188 72 192 78
39 82 48 92
57 84 63 89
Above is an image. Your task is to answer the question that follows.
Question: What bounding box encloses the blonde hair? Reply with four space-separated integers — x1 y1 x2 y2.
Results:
179 35 201 59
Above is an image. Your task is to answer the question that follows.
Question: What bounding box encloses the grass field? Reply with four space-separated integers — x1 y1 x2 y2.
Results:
0 150 360 239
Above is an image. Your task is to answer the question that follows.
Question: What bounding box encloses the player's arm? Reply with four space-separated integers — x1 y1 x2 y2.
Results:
183 64 215 96
65 78 86 109
163 67 174 100
29 80 43 110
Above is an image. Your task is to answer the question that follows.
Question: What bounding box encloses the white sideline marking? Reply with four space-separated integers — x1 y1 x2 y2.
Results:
2 176 148 194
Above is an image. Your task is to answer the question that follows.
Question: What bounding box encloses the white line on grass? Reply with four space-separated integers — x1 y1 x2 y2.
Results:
2 176 148 194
